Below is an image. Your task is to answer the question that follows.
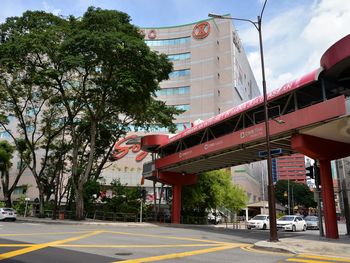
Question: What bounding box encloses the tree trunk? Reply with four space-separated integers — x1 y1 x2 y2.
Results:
5 193 12 208
75 185 85 220
38 188 45 218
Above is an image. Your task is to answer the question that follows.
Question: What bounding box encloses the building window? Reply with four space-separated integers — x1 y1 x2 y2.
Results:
13 186 26 195
26 126 35 133
173 104 190 111
168 53 191 61
176 122 191 131
169 69 190 78
155 86 190 96
0 131 11 139
145 36 191 47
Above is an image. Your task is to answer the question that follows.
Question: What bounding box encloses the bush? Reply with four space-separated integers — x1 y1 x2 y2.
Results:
13 195 28 216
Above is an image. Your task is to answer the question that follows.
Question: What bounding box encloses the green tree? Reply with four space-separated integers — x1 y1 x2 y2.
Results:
0 140 14 207
275 180 317 209
103 179 141 214
182 169 247 218
0 8 181 219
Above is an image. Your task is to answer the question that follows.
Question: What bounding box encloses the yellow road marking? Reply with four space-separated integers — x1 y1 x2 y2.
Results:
56 243 222 248
286 258 333 263
0 231 91 237
115 244 240 263
0 231 103 261
105 231 227 244
297 254 350 262
0 244 31 247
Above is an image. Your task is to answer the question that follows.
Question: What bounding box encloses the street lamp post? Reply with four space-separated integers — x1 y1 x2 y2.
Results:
209 0 278 242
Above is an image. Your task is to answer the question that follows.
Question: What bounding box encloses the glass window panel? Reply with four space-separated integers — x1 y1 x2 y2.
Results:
145 37 190 47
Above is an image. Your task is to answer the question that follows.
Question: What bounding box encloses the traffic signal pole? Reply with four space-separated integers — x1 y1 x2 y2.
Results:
314 160 324 237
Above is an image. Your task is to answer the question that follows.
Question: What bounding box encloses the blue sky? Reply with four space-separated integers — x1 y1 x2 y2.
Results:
0 0 349 92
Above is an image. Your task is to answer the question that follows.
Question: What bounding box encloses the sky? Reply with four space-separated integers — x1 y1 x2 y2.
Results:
0 0 349 92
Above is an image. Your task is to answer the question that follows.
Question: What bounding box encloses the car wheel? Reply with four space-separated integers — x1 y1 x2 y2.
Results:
303 225 306 231
263 224 267 230
247 226 251 230
292 225 296 232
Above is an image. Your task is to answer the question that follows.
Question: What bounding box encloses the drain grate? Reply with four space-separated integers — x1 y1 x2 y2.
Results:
115 252 133 256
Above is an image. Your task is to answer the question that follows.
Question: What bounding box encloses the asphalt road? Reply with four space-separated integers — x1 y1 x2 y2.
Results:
0 221 345 263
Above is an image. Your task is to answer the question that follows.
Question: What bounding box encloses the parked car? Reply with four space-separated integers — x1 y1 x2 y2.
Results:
247 214 269 230
0 207 17 221
304 215 319 230
276 215 306 232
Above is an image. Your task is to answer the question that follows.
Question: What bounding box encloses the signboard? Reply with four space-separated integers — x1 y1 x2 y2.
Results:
258 148 283 158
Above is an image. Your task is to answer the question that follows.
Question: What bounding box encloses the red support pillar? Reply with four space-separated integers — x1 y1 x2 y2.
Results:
171 184 182 224
319 160 339 239
291 134 350 239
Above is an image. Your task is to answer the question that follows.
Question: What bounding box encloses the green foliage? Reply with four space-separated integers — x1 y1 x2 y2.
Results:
0 140 14 171
13 195 27 215
182 169 247 217
0 201 5 207
275 180 317 208
83 179 101 213
103 179 141 214
0 7 184 219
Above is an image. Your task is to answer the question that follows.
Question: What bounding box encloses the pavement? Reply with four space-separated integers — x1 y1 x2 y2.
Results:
15 216 350 260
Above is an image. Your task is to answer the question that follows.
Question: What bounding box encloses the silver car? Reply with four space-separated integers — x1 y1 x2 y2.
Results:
0 207 17 221
304 216 319 230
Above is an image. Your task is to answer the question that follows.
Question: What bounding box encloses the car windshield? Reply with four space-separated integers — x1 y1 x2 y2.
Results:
278 216 295 221
305 216 318 221
252 215 267 220
3 208 14 212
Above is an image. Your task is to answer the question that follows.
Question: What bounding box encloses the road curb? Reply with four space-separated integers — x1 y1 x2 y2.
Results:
16 217 159 227
252 244 296 254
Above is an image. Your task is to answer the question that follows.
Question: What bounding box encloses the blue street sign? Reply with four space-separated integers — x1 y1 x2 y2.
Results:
258 148 283 158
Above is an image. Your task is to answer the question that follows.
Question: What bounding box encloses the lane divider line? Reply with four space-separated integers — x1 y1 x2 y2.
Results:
114 244 241 263
0 230 103 261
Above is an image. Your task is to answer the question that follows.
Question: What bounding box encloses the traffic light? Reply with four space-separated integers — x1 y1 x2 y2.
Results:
140 189 147 202
306 165 314 179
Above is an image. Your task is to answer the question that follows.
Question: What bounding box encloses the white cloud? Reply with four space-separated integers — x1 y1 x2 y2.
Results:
42 1 61 16
240 0 350 93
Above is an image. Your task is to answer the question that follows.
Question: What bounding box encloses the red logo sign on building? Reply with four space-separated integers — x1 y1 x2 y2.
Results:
148 29 157 39
192 22 210 39
112 135 148 162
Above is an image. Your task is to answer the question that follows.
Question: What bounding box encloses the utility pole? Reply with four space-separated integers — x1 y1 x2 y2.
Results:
315 160 324 237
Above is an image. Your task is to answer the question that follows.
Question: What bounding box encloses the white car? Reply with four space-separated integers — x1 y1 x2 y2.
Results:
247 214 269 230
0 207 17 221
207 210 223 224
276 215 306 232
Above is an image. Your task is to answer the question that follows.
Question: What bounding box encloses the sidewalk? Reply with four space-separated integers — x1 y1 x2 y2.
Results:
254 236 350 259
16 216 158 227
17 217 350 259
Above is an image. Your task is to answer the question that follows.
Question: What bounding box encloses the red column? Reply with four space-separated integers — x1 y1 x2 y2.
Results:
171 184 182 224
319 160 339 239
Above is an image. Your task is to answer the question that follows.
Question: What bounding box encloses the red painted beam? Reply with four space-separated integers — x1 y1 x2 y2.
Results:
154 171 197 186
291 134 350 160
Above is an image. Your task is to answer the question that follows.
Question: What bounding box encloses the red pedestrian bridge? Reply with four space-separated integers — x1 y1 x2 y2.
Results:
141 34 350 239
